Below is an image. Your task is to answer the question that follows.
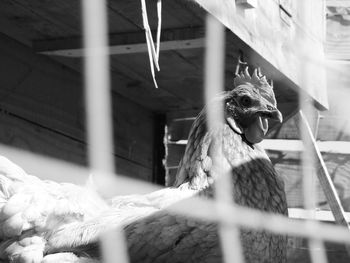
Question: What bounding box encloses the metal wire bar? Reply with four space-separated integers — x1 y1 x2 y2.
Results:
5 2 350 262
167 196 350 244
308 238 328 263
2 143 350 243
204 13 244 263
82 0 115 174
81 0 129 262
297 1 329 261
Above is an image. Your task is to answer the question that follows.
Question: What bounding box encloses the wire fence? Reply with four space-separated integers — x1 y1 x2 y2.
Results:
80 0 350 261
2 0 350 262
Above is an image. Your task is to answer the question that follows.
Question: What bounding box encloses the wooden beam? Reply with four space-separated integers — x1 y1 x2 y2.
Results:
289 208 350 222
34 27 205 57
37 39 204 57
169 138 350 155
326 0 350 7
262 139 350 154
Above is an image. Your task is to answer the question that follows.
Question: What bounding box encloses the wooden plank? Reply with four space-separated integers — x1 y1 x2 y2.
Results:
110 64 182 111
5 0 141 37
0 32 85 140
115 157 153 182
35 26 206 110
0 32 155 181
0 0 141 45
169 138 350 155
0 12 32 46
0 101 154 181
0 111 153 182
166 0 204 25
289 208 350 222
112 50 203 109
111 92 155 170
261 140 350 154
0 110 152 181
34 27 205 56
34 27 204 51
34 33 193 113
0 111 87 165
326 7 350 60
326 0 350 7
156 51 204 108
49 54 177 112
193 0 328 109
0 0 79 38
37 39 205 57
167 109 200 120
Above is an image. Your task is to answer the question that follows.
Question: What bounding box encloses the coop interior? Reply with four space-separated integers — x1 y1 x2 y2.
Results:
0 0 349 262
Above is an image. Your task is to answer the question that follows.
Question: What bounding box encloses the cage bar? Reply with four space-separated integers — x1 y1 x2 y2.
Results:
81 0 129 262
204 13 244 263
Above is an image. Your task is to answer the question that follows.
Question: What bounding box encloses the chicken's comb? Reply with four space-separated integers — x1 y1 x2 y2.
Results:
234 67 272 90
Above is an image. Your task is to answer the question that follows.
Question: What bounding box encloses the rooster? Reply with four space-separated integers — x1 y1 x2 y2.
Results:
0 67 287 263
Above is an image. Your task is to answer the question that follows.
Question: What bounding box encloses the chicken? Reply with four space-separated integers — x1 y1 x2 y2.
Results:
173 67 288 262
0 157 109 262
0 67 287 263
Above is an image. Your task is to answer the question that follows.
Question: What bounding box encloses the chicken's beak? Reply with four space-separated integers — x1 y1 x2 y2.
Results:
257 107 283 123
269 109 283 123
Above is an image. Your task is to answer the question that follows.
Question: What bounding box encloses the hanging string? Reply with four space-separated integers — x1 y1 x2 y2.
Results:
140 0 162 89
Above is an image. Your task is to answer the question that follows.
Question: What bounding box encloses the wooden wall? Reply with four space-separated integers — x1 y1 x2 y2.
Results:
0 32 156 182
194 0 328 109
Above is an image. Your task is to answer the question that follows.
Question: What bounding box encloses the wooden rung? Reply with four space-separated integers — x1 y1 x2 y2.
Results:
261 139 350 154
289 208 350 223
169 138 350 155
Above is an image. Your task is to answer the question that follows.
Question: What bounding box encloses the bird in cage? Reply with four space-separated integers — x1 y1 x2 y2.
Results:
0 66 287 263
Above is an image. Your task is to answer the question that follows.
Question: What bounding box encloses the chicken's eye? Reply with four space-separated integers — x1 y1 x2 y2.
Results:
240 96 252 107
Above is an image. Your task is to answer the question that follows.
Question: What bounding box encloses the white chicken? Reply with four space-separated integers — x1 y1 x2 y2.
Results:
0 156 110 262
0 156 197 263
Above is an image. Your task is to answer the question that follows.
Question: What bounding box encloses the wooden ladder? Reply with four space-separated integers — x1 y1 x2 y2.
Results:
299 110 350 228
299 110 350 256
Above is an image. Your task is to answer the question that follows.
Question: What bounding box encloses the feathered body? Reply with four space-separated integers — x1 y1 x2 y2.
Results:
172 109 288 262
0 68 288 263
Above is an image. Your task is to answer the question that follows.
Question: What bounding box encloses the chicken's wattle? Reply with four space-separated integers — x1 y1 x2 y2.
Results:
244 116 268 144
